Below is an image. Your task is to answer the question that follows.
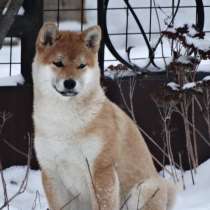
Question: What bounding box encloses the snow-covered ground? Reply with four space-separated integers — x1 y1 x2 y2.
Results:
0 0 210 83
173 159 210 210
1 159 210 210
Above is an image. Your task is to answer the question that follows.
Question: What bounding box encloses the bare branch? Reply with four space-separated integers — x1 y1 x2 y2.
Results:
139 188 160 210
0 133 32 210
60 193 80 210
85 158 101 210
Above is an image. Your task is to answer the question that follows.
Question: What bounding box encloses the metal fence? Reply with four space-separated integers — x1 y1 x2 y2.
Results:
0 0 42 84
0 0 209 84
99 0 207 71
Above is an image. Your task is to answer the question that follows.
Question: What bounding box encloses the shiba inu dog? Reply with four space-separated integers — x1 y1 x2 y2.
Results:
32 22 176 210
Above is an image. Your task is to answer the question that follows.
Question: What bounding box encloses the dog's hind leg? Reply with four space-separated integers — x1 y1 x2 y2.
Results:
121 177 175 210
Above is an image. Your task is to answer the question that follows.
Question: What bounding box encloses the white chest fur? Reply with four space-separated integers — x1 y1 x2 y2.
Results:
35 134 102 193
33 69 105 206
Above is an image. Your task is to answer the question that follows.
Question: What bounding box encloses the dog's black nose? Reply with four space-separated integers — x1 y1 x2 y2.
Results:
63 79 76 89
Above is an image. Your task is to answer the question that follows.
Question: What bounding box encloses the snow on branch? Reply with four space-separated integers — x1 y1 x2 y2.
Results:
166 76 210 93
162 23 210 59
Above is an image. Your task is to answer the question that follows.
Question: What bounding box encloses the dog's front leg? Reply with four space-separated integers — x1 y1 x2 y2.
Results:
42 170 75 210
90 166 120 210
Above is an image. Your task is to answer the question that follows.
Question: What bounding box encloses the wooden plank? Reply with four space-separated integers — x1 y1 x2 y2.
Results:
0 0 24 49
0 0 8 13
0 77 210 170
0 85 37 169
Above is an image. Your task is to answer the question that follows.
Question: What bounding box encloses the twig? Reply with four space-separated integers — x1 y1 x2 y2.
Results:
0 112 12 134
175 108 210 147
191 96 198 170
116 76 181 172
139 188 160 210
137 125 180 170
0 160 9 210
0 133 32 210
31 191 41 210
1 138 28 158
178 153 186 190
85 158 101 210
152 97 179 182
60 193 80 210
120 194 131 210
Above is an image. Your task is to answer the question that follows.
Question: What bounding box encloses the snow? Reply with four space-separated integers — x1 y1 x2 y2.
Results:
0 166 47 210
165 27 176 33
176 56 193 65
105 67 139 79
0 74 24 86
2 6 24 16
1 159 210 210
164 159 210 210
184 35 210 52
167 76 210 92
188 26 198 37
167 82 180 91
202 75 210 81
182 82 196 90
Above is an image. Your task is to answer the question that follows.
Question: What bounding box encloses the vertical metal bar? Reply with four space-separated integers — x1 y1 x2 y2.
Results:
81 0 84 32
9 37 13 76
97 0 105 78
125 3 129 51
21 0 43 84
149 0 152 41
171 0 175 56
172 0 175 21
195 0 204 31
57 0 60 28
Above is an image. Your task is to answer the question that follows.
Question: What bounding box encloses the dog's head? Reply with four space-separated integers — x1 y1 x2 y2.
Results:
32 22 101 98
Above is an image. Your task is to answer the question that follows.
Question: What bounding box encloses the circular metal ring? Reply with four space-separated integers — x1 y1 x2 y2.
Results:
102 0 205 71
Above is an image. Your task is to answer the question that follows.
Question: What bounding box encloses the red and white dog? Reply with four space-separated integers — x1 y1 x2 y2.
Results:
32 22 176 210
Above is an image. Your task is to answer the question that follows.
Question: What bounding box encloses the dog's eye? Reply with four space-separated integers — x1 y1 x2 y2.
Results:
53 61 64 68
78 64 86 69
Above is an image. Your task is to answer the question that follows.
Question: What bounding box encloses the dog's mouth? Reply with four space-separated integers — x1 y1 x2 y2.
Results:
53 85 78 97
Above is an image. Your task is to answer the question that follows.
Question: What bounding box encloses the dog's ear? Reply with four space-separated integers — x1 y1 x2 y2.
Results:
82 26 101 52
37 22 59 47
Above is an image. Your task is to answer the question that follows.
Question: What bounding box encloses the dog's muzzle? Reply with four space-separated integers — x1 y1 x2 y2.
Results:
53 85 78 97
